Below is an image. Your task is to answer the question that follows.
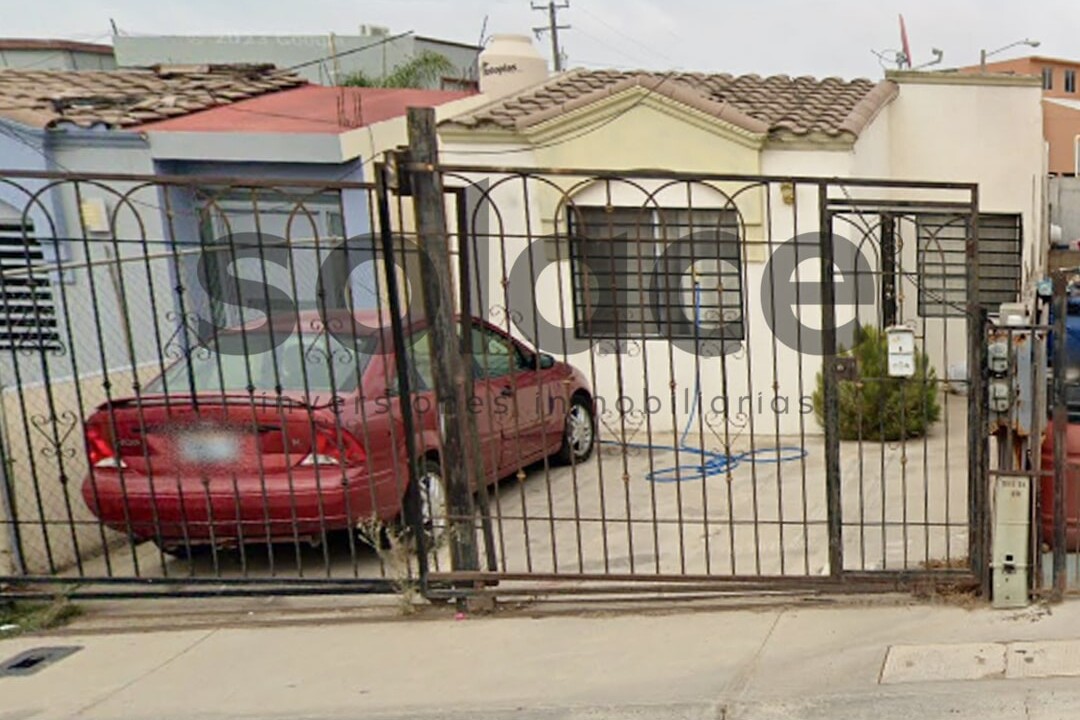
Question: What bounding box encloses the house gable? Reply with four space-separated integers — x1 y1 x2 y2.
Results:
518 86 766 186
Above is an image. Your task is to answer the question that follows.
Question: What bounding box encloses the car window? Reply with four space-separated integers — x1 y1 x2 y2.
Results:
403 329 436 391
471 326 518 379
396 326 524 391
146 331 370 395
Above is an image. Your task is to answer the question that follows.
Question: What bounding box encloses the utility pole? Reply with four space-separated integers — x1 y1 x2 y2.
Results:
532 1 570 72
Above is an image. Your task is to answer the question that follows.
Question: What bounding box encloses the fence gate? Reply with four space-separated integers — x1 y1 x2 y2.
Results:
0 164 991 600
412 163 987 596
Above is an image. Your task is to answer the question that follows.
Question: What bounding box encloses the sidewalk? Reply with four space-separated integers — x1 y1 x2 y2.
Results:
4 596 1080 719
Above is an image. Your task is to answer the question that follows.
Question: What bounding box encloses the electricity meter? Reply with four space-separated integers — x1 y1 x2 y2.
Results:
886 326 916 378
988 341 1010 376
989 380 1011 413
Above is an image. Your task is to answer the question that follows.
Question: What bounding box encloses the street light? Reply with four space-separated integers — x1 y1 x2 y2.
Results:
980 38 1041 72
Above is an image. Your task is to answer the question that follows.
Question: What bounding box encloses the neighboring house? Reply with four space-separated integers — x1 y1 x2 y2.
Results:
136 83 479 327
113 31 481 89
0 65 477 573
0 65 479 382
0 38 116 71
436 59 1045 435
0 64 308 381
0 63 306 574
962 55 1080 175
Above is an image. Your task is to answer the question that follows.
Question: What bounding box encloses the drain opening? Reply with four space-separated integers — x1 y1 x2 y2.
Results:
0 646 82 677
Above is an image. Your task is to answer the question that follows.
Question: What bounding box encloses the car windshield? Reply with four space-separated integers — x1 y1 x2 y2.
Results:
145 331 376 395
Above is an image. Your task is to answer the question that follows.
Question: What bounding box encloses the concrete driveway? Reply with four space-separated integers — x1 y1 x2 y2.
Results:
65 399 970 586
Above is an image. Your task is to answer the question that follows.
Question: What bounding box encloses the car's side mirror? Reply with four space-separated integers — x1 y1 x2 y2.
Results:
538 353 556 370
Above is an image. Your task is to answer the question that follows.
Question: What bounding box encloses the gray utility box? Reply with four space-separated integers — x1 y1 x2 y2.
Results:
992 475 1031 609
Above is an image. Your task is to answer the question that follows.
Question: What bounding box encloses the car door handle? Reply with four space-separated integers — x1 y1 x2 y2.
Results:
499 385 514 397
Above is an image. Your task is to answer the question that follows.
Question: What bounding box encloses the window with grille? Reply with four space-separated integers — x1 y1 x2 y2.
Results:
1067 69 1077 93
0 221 59 351
916 213 1022 318
1044 67 1055 90
568 207 744 340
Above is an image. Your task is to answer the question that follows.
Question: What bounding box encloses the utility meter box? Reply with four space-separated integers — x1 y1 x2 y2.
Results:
988 341 1010 376
992 475 1030 609
886 326 916 378
989 380 1012 413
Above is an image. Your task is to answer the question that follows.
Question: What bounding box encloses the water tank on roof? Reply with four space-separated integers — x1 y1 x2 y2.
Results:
478 34 549 99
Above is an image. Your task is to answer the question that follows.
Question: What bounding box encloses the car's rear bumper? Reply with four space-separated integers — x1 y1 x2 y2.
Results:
81 466 406 543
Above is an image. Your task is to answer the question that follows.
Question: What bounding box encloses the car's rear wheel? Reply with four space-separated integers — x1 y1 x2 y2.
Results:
557 395 595 465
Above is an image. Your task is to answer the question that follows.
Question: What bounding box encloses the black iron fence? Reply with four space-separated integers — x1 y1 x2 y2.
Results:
0 154 992 599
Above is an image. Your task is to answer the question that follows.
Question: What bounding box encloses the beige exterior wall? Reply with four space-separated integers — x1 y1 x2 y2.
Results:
2 364 161 574
439 93 808 437
430 75 1044 439
961 57 1080 175
886 73 1046 289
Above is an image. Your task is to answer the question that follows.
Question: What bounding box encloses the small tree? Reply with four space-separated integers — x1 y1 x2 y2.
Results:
813 324 941 441
341 51 456 89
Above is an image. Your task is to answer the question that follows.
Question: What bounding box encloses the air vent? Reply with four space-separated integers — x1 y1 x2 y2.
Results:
0 220 60 351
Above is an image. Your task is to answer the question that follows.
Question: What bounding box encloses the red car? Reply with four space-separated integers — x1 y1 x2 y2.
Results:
81 311 595 554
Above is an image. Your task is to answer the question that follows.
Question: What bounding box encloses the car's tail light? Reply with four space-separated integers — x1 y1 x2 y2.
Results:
299 427 366 468
85 423 128 469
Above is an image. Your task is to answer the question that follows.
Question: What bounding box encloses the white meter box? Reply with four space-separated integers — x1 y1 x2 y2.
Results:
886 326 916 378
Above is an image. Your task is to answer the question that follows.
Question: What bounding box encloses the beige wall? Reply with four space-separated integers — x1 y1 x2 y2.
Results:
886 74 1045 288
1 364 161 575
960 57 1080 175
351 75 1044 440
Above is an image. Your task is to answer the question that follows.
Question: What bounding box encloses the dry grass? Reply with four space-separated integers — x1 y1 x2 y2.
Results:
0 597 82 637
355 518 454 615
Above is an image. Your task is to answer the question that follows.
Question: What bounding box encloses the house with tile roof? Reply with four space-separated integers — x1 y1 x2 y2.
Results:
0 64 479 385
0 64 312 374
431 51 1046 435
0 65 482 574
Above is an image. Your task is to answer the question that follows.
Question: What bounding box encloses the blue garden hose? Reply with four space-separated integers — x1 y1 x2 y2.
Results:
602 281 807 483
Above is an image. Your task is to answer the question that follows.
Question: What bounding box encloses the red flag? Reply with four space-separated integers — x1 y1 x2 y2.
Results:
899 14 913 68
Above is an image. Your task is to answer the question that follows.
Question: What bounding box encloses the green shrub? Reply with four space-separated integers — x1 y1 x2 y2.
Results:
813 325 941 441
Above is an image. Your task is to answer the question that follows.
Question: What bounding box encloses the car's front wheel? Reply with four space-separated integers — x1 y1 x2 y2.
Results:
557 395 595 465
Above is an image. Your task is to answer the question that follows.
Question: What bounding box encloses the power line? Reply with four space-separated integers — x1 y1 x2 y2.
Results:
532 1 570 73
574 4 673 66
281 30 415 73
569 26 648 69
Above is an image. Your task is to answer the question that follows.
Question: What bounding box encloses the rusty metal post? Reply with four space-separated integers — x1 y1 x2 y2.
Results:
819 185 843 578
1052 271 1068 600
375 161 430 586
965 193 992 595
452 188 498 573
406 107 480 575
880 213 898 328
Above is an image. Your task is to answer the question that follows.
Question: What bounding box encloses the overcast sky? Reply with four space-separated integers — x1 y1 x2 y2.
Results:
1 0 1075 79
